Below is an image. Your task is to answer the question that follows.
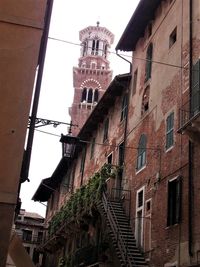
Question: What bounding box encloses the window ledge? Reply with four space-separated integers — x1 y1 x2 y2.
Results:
165 223 179 230
135 165 146 174
165 145 174 153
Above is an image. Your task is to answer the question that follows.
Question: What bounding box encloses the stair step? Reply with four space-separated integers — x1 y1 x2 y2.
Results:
99 198 148 267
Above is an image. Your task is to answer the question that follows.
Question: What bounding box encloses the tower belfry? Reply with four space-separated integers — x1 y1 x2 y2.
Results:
69 24 114 136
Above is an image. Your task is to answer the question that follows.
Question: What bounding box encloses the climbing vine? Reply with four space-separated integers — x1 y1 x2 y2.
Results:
48 164 117 237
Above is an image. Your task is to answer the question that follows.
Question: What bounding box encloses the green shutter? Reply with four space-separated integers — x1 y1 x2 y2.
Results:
191 60 200 115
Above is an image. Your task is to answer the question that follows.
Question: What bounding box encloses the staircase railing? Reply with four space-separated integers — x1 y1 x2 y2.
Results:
102 192 136 267
109 187 131 220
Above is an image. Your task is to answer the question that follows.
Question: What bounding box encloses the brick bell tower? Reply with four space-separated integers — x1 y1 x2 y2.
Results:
69 22 114 136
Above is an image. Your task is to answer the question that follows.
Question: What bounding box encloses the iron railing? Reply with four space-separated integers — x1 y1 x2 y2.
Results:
109 187 131 220
102 191 136 267
179 91 200 129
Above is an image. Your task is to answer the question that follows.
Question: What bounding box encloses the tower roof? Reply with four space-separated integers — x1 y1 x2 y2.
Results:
79 25 114 44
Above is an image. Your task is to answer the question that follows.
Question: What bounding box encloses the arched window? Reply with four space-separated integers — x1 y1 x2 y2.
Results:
81 88 87 102
94 89 99 102
88 88 93 103
136 134 147 170
81 88 99 104
145 43 153 81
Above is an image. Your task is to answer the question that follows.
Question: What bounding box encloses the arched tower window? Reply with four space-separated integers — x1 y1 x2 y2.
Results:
136 134 147 170
95 40 99 55
92 40 95 55
81 88 87 102
91 40 100 55
104 44 108 59
145 43 153 81
82 42 87 56
88 88 93 103
94 89 99 102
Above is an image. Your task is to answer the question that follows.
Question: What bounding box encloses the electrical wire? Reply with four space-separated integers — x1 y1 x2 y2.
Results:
48 36 188 70
35 128 60 137
35 128 160 151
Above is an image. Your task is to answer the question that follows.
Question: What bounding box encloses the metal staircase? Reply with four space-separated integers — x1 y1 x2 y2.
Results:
99 191 148 267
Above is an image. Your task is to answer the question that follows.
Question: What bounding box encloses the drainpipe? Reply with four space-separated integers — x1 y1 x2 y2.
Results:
116 49 132 73
115 50 132 193
20 0 54 183
188 0 193 257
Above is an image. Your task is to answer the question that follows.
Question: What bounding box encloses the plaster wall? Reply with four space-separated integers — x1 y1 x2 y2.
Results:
0 1 47 266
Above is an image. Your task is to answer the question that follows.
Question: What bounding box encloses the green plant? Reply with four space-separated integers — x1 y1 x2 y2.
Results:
48 164 117 236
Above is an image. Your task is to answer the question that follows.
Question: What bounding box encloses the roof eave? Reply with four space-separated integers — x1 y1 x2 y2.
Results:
116 0 162 51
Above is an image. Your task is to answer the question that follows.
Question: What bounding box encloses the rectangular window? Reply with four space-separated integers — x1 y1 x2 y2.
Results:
169 27 177 48
90 138 95 159
167 177 181 226
166 112 174 150
138 190 144 208
135 186 145 247
103 118 109 142
145 44 153 82
121 95 128 121
23 230 32 242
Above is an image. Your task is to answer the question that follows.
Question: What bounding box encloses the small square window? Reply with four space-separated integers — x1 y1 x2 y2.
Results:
169 27 177 48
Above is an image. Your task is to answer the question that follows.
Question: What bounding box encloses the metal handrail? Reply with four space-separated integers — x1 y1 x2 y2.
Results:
110 187 131 219
102 192 136 267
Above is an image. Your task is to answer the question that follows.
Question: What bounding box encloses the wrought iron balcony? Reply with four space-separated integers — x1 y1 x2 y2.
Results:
178 92 200 143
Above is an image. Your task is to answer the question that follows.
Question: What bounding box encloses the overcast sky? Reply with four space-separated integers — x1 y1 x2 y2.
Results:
20 0 140 216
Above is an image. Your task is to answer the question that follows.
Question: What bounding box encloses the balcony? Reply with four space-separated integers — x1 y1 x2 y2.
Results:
17 233 44 244
178 92 200 143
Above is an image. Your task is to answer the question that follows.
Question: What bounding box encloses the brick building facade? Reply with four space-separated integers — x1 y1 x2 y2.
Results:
33 0 200 266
